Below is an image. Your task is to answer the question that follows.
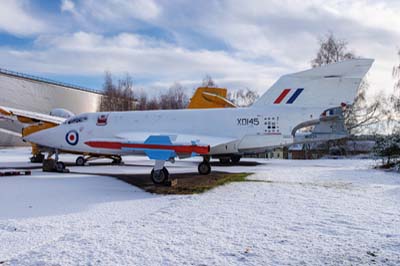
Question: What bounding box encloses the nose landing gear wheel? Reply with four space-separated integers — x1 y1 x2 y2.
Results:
198 161 211 175
30 153 45 163
150 167 169 184
112 157 123 165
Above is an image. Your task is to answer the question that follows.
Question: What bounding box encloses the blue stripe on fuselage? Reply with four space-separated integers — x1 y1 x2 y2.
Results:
144 135 172 145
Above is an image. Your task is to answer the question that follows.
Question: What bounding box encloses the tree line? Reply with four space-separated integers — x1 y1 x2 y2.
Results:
99 73 259 111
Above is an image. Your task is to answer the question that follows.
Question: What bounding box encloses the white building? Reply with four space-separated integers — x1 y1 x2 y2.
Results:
0 68 102 146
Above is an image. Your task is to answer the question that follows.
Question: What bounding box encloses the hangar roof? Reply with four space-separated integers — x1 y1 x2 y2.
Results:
0 67 103 95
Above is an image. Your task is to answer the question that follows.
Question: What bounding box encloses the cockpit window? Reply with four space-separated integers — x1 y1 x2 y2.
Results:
64 115 88 125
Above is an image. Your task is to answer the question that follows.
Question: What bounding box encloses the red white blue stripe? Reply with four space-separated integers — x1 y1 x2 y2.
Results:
273 88 304 104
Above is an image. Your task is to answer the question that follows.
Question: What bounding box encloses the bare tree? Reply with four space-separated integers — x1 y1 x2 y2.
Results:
202 74 217 87
159 82 189 109
118 74 135 111
311 32 355 68
228 88 259 107
99 72 116 111
370 50 400 166
311 32 384 135
136 92 148 111
344 84 389 135
355 51 400 134
99 73 136 111
388 49 400 129
146 97 160 110
393 49 400 91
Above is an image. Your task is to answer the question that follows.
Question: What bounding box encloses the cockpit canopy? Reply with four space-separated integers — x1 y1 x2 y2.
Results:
50 108 75 119
64 114 88 125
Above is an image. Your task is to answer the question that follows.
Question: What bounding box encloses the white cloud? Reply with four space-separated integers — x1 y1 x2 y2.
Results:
79 0 161 22
0 0 399 97
152 0 400 94
323 0 400 35
0 0 47 36
0 31 282 92
57 0 162 34
61 0 76 13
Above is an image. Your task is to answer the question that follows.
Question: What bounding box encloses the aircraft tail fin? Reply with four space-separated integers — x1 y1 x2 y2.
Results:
187 87 236 109
252 59 374 109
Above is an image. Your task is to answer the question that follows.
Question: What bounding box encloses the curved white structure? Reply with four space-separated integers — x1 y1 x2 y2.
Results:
0 69 102 146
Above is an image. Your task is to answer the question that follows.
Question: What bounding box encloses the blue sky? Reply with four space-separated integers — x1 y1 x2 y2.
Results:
0 0 399 96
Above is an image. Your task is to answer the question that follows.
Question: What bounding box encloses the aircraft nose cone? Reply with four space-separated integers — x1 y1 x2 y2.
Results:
24 127 61 148
23 130 48 145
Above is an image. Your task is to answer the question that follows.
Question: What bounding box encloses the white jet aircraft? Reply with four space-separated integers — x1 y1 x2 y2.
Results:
24 59 374 184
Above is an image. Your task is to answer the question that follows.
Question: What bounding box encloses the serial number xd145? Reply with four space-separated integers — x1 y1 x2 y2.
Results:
237 118 260 126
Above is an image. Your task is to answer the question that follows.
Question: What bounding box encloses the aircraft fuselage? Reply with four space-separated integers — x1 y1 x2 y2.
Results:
26 105 324 156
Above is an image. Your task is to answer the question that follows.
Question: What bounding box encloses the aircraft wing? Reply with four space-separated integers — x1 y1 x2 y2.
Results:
85 132 236 160
0 106 65 125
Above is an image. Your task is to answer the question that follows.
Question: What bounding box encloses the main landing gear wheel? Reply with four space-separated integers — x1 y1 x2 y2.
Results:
198 161 211 175
55 161 66 172
219 157 231 165
150 167 169 184
231 155 241 164
75 156 86 166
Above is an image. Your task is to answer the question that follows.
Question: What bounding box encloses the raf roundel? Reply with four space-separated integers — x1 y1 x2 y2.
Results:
65 130 79 146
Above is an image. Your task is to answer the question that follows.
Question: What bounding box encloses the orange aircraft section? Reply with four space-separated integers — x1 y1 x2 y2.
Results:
187 87 236 109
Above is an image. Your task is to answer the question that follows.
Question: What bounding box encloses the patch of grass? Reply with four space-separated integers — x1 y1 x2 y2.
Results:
110 171 273 195
246 179 273 183
190 173 251 194
145 172 267 195
214 172 250 184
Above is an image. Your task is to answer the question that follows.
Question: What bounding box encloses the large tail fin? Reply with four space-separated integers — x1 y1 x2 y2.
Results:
252 59 374 109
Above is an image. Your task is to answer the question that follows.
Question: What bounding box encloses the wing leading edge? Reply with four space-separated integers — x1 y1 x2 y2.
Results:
0 106 65 125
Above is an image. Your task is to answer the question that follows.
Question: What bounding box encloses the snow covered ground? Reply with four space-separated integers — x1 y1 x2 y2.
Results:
0 147 399 265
